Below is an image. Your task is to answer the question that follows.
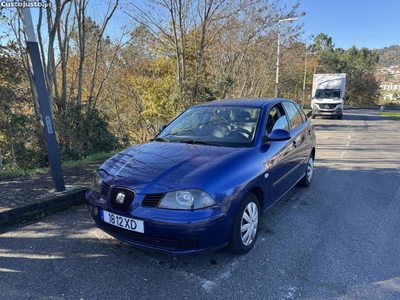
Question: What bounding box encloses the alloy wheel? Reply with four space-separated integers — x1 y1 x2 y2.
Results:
241 202 259 246
307 157 314 182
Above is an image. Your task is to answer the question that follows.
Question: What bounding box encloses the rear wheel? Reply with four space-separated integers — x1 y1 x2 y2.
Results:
298 155 314 187
228 193 260 254
337 114 343 119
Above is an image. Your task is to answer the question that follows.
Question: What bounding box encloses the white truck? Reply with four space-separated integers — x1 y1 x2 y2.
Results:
311 73 346 119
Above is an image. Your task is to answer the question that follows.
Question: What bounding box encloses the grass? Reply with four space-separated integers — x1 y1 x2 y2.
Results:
379 112 400 119
0 149 123 180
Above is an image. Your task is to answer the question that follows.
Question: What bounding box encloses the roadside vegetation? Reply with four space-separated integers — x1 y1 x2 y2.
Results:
0 149 121 180
377 91 400 106
379 112 400 119
0 1 383 177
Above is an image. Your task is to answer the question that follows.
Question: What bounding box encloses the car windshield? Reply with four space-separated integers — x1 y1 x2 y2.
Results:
157 106 261 147
315 89 341 99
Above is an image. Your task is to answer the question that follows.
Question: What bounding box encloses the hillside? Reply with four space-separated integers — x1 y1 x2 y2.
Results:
376 45 400 67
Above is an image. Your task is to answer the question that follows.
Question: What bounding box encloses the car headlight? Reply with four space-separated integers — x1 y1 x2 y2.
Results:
90 171 102 193
158 189 216 210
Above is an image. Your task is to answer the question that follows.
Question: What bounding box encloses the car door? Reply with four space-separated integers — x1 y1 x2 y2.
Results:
264 104 298 207
293 103 313 175
281 101 308 182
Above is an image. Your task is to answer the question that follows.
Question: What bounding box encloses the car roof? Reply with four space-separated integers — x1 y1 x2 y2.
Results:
194 98 288 108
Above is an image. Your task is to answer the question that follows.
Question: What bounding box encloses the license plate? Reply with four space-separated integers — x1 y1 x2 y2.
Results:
100 210 144 233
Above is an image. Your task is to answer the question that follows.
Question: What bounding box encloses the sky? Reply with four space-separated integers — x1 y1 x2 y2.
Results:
290 0 400 49
9 0 400 51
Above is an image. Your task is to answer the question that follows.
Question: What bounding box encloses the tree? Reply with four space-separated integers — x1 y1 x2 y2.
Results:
0 0 307 171
312 34 380 105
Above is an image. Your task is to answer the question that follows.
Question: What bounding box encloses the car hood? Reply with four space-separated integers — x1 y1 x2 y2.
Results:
100 142 246 194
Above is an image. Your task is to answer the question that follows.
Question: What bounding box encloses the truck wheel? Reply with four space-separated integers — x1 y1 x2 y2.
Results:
337 115 343 119
311 114 316 119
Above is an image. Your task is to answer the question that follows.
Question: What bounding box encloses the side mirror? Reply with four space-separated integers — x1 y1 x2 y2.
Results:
159 124 167 132
264 129 291 143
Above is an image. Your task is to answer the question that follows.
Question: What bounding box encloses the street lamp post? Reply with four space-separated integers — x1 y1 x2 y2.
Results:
301 52 315 108
275 17 299 98
20 8 65 192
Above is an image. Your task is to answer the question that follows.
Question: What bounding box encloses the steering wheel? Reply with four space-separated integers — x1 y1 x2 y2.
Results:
229 128 252 139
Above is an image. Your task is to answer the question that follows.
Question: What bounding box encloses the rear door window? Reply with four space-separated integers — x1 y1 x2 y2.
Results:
295 104 307 122
282 102 304 130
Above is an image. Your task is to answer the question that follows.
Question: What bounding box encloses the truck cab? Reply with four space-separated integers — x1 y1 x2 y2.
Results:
311 73 346 119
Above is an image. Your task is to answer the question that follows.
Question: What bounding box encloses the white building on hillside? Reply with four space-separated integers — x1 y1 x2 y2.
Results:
381 84 400 91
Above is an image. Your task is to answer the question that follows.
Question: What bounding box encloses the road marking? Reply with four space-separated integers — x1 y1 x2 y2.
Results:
378 149 400 221
178 270 216 292
282 286 298 299
0 268 22 273
0 252 65 259
362 116 400 228
339 120 352 159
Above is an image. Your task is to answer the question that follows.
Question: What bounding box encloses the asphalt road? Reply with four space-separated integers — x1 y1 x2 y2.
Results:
1 110 400 300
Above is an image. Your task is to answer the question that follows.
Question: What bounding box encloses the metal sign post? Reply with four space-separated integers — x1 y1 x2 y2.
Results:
21 8 65 192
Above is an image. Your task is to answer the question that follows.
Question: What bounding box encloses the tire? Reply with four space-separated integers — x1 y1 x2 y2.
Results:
228 193 260 254
311 114 316 119
298 155 314 187
337 115 343 119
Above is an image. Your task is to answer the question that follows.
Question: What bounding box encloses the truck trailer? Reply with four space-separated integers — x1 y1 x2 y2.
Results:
311 73 346 119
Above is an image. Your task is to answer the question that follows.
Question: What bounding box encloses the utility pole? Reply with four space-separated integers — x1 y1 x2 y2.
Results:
275 17 299 98
301 52 315 108
21 8 65 192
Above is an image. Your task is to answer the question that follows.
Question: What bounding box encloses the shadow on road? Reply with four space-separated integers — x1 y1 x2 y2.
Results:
1 162 400 299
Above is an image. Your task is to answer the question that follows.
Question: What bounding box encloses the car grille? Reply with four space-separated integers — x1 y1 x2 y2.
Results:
100 182 110 199
94 218 197 251
320 104 337 109
109 187 135 212
141 193 165 208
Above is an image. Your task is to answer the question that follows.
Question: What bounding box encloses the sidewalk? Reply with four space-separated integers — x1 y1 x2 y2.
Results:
0 162 101 227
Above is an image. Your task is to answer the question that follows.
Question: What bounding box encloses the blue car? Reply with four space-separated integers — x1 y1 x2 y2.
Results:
86 98 316 254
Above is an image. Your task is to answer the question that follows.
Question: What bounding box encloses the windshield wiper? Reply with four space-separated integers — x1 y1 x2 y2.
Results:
150 137 171 142
177 140 217 146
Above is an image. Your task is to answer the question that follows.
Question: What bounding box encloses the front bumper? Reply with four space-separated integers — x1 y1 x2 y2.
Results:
86 190 235 254
312 105 342 116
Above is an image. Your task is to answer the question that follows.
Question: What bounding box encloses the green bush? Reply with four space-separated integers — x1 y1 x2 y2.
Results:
54 104 121 162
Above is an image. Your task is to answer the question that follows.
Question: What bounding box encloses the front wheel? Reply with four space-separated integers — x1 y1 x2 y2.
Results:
337 115 343 119
228 193 260 254
298 156 314 187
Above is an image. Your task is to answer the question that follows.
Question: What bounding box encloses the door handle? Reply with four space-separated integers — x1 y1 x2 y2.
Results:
293 141 297 148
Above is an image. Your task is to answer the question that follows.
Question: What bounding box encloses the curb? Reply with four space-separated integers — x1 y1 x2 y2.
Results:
0 187 87 228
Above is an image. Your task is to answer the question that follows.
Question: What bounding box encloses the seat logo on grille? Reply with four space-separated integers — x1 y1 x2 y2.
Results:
116 192 126 204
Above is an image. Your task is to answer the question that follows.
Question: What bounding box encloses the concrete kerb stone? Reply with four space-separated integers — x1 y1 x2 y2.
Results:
0 187 87 228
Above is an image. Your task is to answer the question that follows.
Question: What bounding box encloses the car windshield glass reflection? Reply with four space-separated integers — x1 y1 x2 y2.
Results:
158 106 260 147
315 89 341 99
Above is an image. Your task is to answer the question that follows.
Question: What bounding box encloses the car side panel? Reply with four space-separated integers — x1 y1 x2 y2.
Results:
266 138 298 207
198 147 269 209
289 122 310 180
